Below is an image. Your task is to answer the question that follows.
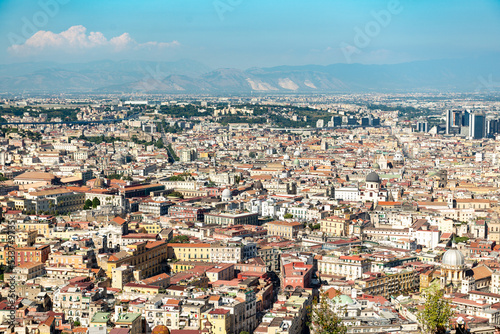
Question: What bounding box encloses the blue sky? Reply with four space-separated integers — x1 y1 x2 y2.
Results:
0 0 499 68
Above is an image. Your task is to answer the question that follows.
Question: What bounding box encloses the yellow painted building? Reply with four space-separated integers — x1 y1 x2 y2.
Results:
266 221 303 239
167 243 211 262
0 230 37 247
49 253 89 269
106 240 168 278
16 221 53 237
203 309 231 334
138 222 162 234
0 243 7 265
320 216 349 236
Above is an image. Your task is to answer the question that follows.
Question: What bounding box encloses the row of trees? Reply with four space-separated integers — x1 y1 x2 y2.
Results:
83 198 101 210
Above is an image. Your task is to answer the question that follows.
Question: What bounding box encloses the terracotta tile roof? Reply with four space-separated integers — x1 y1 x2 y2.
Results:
473 265 493 280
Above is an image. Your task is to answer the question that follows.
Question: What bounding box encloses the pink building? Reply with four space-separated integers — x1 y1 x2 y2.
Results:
283 262 313 289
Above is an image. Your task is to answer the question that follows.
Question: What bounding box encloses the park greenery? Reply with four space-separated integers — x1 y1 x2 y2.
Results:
417 289 453 334
170 235 190 243
167 144 179 161
0 106 80 122
309 292 348 334
0 127 42 141
168 191 184 199
83 197 101 210
169 172 191 181
453 236 469 243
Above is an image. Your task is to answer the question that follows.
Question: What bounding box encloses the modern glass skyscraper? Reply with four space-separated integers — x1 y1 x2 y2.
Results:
469 113 486 139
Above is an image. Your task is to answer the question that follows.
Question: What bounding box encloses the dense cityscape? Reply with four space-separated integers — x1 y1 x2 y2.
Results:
0 92 496 333
1 0 500 333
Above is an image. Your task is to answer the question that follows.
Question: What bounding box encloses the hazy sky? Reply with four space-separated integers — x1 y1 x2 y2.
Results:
1 0 499 68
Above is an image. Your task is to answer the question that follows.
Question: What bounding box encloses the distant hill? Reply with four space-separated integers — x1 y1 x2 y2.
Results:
0 57 499 94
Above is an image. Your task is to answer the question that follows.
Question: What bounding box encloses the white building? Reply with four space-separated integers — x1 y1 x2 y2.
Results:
412 229 441 249
318 255 371 280
334 187 360 202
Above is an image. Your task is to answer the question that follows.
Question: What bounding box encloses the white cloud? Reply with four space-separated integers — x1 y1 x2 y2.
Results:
8 25 180 55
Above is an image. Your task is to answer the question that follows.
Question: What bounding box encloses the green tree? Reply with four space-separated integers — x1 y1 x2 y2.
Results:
249 152 257 158
169 175 185 181
155 138 165 149
454 236 469 243
417 289 453 334
170 235 190 243
310 292 347 334
167 144 179 161
283 213 294 219
92 197 101 208
168 191 184 199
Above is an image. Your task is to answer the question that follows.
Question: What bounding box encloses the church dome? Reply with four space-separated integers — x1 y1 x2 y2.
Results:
442 248 465 267
152 325 170 334
366 172 380 183
333 294 354 305
94 176 106 188
283 154 290 160
372 163 380 170
293 158 300 166
222 188 232 200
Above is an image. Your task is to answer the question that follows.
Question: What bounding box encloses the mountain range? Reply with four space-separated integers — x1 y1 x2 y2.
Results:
0 57 499 94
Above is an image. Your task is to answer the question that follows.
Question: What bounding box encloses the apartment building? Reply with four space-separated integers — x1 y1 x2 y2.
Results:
168 204 212 221
106 240 168 279
206 264 235 282
318 255 371 280
204 212 259 226
354 269 420 298
138 199 172 216
210 242 257 263
27 188 85 214
266 221 303 239
283 262 313 289
8 262 45 281
53 282 107 327
167 243 211 262
14 244 51 266
15 219 54 236
320 215 349 237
